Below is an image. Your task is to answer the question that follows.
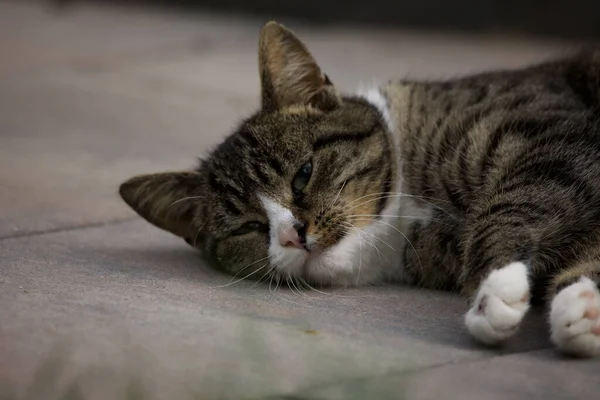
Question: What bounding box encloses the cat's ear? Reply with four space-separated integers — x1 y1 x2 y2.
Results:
119 171 203 241
258 21 340 111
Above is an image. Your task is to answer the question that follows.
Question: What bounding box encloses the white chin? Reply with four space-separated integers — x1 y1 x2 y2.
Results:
271 249 377 287
268 245 308 276
305 254 369 287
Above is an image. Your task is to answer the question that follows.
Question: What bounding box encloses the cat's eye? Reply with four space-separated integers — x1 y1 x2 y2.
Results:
292 160 313 193
231 221 268 236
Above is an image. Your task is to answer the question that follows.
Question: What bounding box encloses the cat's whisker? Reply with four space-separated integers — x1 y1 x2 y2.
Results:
349 228 390 266
343 193 456 220
343 194 411 212
274 275 282 293
364 218 425 275
291 275 310 298
192 224 204 247
284 273 297 296
214 263 267 288
250 263 278 289
349 218 406 258
345 191 451 206
341 221 387 264
348 214 452 226
342 221 396 252
250 264 273 288
342 191 398 207
317 259 335 280
294 276 309 298
330 180 348 209
341 191 410 208
288 275 304 297
222 256 270 284
348 221 375 267
298 278 329 295
269 272 281 294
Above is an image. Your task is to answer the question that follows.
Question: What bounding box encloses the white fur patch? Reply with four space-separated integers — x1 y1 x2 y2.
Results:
306 192 404 285
550 276 600 357
465 262 530 345
356 83 394 133
258 195 307 274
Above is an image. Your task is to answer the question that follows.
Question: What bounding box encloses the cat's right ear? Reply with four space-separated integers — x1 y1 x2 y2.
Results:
119 171 204 241
258 21 340 112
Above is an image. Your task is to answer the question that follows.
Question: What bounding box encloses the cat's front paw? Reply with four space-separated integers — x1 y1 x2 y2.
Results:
550 276 600 357
465 262 530 345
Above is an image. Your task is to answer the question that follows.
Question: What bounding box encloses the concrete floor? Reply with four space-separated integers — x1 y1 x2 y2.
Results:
1 1 599 399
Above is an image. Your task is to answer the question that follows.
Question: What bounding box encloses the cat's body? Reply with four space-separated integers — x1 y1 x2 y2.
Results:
382 61 600 292
120 22 600 357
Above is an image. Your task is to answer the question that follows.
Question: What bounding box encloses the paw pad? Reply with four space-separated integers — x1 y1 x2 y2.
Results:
550 276 600 357
580 290 596 299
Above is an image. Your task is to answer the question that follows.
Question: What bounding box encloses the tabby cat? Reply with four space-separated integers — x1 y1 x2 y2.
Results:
119 22 600 357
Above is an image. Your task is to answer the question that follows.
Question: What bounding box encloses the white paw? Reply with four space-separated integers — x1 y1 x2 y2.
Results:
465 262 530 345
550 276 600 357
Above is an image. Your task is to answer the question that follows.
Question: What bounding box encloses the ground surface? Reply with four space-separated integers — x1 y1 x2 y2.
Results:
1 1 599 399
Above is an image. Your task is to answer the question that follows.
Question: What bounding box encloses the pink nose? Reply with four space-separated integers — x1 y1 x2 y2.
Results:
278 223 307 250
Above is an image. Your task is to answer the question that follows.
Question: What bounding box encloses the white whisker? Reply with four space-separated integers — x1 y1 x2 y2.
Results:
342 221 395 251
225 256 270 283
250 263 278 289
348 214 452 227
368 218 424 275
213 263 267 288
298 278 330 295
343 192 456 220
341 221 388 263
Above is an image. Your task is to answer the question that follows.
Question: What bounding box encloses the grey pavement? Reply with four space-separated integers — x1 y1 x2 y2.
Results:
0 1 597 399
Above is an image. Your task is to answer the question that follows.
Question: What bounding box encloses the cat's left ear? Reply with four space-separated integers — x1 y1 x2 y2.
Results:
258 21 340 112
119 171 203 241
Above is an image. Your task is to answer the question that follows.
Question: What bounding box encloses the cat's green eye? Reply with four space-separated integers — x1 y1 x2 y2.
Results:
231 221 268 236
292 160 313 193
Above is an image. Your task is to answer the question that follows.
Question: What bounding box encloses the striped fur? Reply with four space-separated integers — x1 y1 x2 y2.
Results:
393 54 600 297
120 22 600 356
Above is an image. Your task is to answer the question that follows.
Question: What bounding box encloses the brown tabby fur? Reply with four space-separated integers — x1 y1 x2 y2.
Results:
120 22 600 304
392 56 600 300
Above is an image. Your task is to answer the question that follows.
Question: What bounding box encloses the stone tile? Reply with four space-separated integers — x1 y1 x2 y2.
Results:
64 22 569 103
0 221 549 398
0 78 255 239
308 350 600 399
0 3 257 239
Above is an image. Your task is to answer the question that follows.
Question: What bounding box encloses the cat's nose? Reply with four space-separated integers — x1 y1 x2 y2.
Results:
278 222 307 250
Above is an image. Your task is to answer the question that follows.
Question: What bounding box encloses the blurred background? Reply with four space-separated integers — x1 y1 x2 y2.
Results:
76 0 600 38
1 1 599 399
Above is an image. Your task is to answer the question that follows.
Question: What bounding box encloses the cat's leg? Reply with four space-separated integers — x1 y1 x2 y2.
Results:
549 262 600 357
460 213 535 345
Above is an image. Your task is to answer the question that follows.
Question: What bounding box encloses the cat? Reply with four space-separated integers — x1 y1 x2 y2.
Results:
119 21 600 357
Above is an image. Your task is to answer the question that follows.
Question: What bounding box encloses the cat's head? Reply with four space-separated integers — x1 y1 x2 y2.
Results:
119 22 402 286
